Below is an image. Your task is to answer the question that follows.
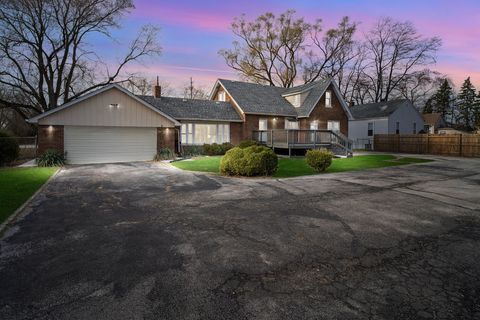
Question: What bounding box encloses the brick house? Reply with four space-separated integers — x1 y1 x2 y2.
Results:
29 78 352 164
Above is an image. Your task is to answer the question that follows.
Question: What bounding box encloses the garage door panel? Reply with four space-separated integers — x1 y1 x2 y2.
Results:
64 126 157 164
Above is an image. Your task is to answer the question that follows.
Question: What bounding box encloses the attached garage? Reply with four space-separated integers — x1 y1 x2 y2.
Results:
64 126 157 164
28 84 180 164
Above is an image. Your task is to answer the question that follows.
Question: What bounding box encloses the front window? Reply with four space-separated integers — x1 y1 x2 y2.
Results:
327 120 340 132
368 122 374 137
181 123 230 145
396 122 400 134
413 122 417 134
325 91 332 108
259 118 268 131
285 119 299 130
218 91 226 102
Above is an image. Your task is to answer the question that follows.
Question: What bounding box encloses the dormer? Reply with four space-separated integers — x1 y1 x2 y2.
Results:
282 90 310 108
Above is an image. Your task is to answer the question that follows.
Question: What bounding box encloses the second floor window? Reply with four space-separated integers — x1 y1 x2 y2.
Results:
218 91 226 101
325 91 332 108
368 122 374 136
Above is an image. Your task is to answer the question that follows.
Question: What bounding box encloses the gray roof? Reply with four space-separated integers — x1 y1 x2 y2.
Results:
137 95 242 122
349 99 411 120
218 78 332 118
218 79 297 116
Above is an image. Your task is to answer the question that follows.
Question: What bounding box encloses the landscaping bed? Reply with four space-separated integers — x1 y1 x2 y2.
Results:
0 167 58 223
172 155 432 178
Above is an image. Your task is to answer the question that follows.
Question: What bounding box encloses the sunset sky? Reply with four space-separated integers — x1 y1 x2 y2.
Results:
98 0 480 92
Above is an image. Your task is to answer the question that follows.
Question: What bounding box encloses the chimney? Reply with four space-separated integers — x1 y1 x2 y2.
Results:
153 76 161 98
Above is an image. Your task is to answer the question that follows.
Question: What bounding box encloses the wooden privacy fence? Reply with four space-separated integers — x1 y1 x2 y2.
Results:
374 134 480 157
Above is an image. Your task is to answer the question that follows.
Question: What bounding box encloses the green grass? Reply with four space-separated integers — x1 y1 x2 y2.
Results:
172 154 433 179
0 167 57 223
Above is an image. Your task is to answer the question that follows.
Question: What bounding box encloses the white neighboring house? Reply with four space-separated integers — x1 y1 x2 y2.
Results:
348 99 424 150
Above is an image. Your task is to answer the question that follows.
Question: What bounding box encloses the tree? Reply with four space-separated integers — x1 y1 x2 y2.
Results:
219 10 310 87
475 92 480 128
124 76 175 96
430 79 455 120
183 78 208 100
397 69 443 107
456 77 477 129
423 97 434 114
0 0 161 118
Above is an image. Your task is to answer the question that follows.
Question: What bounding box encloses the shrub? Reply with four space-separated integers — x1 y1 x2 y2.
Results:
154 148 176 161
0 130 20 166
238 140 260 149
305 148 334 172
182 145 204 157
220 145 278 176
203 142 234 156
36 149 66 167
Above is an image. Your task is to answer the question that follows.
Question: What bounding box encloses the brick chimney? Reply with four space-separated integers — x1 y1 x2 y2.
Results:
153 76 161 98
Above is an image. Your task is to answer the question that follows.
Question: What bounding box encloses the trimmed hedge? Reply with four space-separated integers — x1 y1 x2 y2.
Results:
220 145 278 176
203 142 233 156
0 130 19 166
305 148 334 172
182 145 204 157
238 140 260 149
154 148 175 161
36 149 66 167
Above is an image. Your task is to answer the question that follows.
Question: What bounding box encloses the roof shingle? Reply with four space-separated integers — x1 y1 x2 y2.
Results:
349 99 412 120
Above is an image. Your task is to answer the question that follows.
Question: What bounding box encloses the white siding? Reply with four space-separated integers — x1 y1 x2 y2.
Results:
64 126 157 164
388 104 424 134
349 118 388 149
39 87 175 127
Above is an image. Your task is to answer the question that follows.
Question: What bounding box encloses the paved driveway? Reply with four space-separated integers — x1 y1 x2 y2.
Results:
1 156 480 319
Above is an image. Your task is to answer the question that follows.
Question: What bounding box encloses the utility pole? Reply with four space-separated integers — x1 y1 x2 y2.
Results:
189 77 194 99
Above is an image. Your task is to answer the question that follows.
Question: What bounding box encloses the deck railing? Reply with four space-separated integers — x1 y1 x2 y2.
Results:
252 129 353 155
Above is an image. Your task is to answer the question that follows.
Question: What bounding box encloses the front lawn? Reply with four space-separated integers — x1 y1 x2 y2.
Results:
0 167 58 223
172 155 432 178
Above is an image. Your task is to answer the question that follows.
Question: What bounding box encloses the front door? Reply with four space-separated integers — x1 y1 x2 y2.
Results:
310 121 318 142
258 118 268 142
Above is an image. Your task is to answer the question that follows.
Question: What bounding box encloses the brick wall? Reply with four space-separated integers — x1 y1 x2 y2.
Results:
37 125 64 155
299 84 349 136
157 127 177 153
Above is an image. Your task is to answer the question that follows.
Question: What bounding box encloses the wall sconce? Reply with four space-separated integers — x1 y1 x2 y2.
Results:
109 103 119 109
273 117 277 121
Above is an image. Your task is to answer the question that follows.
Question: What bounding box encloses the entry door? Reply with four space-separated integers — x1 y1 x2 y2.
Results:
327 121 340 132
258 118 268 142
310 121 318 142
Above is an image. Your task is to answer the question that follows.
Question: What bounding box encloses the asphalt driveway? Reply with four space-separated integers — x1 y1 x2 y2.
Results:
1 156 480 319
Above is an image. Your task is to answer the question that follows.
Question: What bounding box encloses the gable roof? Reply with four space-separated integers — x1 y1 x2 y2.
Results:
215 78 352 119
27 84 181 125
422 113 444 126
217 79 297 117
136 95 242 122
349 99 412 120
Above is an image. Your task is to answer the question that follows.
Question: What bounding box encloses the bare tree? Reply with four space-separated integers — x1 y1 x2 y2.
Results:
361 17 441 102
303 17 357 83
219 10 310 88
125 76 175 96
0 0 161 118
396 69 443 107
183 78 208 100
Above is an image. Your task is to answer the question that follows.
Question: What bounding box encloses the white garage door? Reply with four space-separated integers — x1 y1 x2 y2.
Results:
64 126 157 164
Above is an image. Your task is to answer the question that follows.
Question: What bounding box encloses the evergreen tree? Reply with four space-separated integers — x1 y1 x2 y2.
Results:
456 77 477 129
434 79 455 119
423 97 434 114
474 92 480 129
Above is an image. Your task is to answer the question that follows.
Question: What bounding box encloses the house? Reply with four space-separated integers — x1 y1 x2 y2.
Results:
348 99 424 150
28 78 352 164
422 113 446 134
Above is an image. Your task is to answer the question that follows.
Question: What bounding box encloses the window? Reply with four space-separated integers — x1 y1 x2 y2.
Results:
285 119 299 130
413 122 417 134
325 91 332 108
367 122 374 137
259 118 268 131
396 122 400 134
327 120 340 132
181 123 230 145
218 91 226 102
424 125 430 133
310 121 318 130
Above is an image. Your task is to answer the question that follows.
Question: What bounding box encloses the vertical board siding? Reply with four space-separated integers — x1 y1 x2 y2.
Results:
374 134 480 157
38 87 175 127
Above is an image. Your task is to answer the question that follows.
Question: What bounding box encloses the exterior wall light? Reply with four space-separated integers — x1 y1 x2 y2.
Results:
109 103 119 109
47 125 54 132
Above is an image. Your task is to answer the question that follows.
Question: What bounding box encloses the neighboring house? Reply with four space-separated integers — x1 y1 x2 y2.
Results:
29 78 352 164
422 113 446 134
348 99 424 150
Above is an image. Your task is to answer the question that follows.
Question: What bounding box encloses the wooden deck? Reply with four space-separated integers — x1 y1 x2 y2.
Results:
252 130 353 156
